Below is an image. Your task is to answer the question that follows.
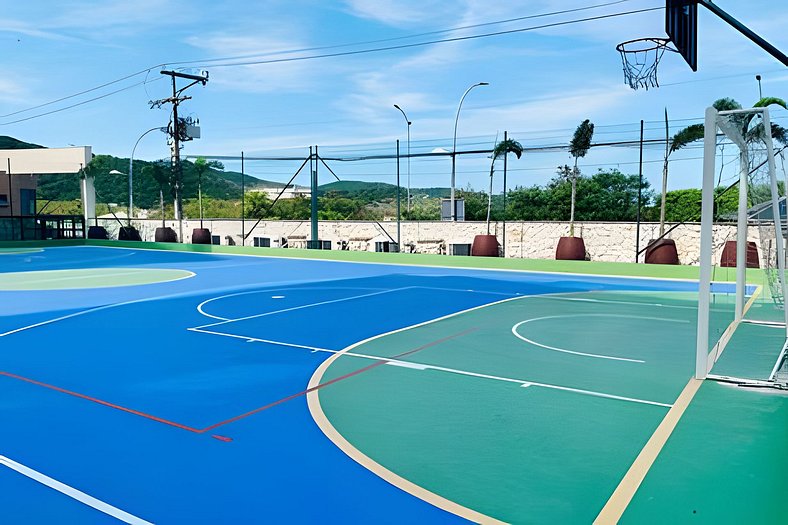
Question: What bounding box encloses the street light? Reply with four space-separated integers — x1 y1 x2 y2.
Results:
756 74 763 98
127 126 166 226
393 104 412 214
451 82 488 221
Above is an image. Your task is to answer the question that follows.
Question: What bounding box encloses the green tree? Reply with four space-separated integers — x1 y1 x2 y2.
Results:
663 96 788 234
244 191 273 219
566 119 594 236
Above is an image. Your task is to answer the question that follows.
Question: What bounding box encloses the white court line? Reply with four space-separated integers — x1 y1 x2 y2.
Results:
191 325 671 408
196 286 390 321
188 327 335 353
193 286 416 329
407 285 519 297
1 287 200 338
511 314 689 363
741 319 787 328
0 455 154 525
539 295 698 310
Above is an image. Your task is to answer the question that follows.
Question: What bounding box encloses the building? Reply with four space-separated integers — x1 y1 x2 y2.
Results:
249 184 311 200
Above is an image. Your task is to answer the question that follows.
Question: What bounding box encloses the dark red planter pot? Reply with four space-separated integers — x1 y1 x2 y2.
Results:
720 240 760 268
556 237 586 260
118 226 141 241
471 234 500 257
644 239 679 265
155 227 177 243
192 228 212 244
87 226 109 240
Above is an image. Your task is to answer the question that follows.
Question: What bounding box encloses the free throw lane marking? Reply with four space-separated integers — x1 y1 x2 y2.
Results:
0 455 154 525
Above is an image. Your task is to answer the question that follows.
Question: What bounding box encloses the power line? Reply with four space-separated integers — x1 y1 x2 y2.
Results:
166 0 636 67
189 7 663 69
0 3 658 125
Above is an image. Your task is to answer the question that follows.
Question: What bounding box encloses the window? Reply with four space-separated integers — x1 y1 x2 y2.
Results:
253 237 271 247
0 194 8 207
375 241 399 253
211 235 220 245
450 244 471 256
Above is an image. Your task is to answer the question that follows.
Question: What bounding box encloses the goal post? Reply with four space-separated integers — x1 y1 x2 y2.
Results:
695 106 788 379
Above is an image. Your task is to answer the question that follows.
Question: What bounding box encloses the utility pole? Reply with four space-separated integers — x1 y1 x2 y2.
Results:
150 70 208 242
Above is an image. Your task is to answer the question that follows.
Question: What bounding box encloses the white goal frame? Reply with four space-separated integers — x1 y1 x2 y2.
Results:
696 106 788 379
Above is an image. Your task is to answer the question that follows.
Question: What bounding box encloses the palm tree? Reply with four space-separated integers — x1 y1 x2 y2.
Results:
660 97 788 234
486 138 524 233
567 119 594 237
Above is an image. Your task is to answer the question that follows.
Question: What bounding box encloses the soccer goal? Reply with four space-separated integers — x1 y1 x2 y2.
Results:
695 106 788 380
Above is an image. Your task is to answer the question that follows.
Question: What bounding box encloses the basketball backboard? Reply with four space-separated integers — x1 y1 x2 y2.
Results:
666 0 698 71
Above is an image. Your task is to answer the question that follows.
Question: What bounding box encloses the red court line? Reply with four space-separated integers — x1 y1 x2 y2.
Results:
201 327 478 432
0 371 203 434
0 327 478 437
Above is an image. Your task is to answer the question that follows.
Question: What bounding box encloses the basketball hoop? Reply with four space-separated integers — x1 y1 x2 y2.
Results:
616 38 678 90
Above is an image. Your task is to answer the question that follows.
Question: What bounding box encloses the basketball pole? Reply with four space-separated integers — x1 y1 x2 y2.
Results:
698 0 788 67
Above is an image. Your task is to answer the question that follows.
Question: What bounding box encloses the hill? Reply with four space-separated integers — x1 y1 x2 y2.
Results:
318 180 450 199
0 136 44 149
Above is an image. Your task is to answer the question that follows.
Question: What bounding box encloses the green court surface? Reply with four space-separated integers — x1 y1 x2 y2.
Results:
623 381 788 523
311 290 752 523
0 267 194 290
713 321 786 381
0 248 43 255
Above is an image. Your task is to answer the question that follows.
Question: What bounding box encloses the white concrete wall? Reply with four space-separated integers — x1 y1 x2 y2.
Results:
0 147 91 174
97 218 754 266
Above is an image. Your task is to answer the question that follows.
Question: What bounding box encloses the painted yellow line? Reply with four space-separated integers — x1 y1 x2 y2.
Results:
594 284 762 524
593 377 703 524
306 298 521 525
307 355 507 525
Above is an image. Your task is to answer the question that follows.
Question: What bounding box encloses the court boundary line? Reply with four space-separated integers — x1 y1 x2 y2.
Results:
0 454 154 525
196 286 391 321
593 285 763 524
80 243 741 286
192 326 671 408
0 286 203 338
194 287 416 330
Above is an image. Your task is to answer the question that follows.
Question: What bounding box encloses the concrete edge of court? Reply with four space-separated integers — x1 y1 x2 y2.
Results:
2 238 768 284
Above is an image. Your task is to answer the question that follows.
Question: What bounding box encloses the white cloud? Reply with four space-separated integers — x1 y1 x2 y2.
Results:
0 77 30 105
343 0 459 27
183 34 317 94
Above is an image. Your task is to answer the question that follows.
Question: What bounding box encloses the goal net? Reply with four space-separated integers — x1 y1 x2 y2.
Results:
696 106 788 381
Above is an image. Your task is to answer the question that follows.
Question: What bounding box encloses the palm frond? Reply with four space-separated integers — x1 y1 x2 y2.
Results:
492 138 524 160
754 97 788 110
712 98 742 111
669 123 705 153
569 119 594 159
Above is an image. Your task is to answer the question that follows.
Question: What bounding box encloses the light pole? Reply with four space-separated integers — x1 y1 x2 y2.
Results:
126 126 166 226
393 104 412 214
451 82 488 221
756 74 763 98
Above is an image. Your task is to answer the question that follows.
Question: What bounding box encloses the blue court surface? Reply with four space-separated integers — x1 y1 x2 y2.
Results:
0 246 721 523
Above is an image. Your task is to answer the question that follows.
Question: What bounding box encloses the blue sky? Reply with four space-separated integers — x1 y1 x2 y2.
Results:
1 0 787 196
